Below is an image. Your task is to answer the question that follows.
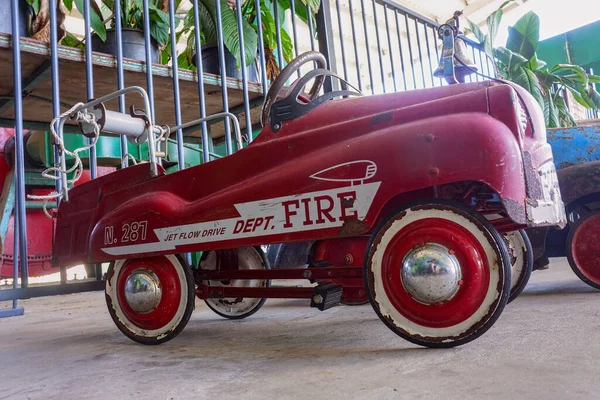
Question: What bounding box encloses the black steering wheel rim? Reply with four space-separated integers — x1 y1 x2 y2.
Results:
260 51 328 128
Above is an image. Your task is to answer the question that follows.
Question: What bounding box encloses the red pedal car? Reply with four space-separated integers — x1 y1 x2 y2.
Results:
50 49 566 348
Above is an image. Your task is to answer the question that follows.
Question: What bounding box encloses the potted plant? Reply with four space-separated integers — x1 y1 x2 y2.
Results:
466 2 600 127
2 0 61 39
174 0 319 81
63 0 175 63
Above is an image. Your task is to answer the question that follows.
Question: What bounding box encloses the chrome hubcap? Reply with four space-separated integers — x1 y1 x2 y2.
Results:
124 268 162 314
401 243 462 305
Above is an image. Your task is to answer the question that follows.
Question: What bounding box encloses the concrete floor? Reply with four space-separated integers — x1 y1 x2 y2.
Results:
1 258 599 400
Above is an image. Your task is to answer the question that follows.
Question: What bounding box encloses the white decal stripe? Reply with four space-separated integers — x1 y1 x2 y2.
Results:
101 182 382 256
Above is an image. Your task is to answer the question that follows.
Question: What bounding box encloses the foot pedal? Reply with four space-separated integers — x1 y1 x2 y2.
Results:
310 282 343 311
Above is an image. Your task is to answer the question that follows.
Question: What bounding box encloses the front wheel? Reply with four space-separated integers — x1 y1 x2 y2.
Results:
105 255 195 345
364 200 511 348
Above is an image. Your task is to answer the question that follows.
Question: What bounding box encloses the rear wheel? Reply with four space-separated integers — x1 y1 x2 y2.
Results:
504 230 533 303
105 254 195 345
364 200 511 348
200 246 270 319
566 210 600 289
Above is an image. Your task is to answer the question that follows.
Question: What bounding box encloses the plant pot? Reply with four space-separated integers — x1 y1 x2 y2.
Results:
193 45 259 82
0 0 34 36
92 28 159 63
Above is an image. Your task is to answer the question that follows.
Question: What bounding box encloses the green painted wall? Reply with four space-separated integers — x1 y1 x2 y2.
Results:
538 20 600 75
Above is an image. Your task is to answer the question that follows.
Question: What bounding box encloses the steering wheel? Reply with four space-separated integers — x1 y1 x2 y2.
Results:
260 51 328 128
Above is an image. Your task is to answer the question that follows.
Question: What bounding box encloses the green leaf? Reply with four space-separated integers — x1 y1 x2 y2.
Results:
588 75 600 84
61 32 84 49
543 91 559 128
280 27 293 63
150 20 170 47
535 70 558 88
297 0 320 12
63 0 73 12
485 1 512 55
178 51 195 70
512 66 544 109
25 0 41 14
74 0 107 41
527 54 546 71
589 88 600 109
506 11 539 60
551 64 588 86
564 84 593 108
261 4 278 50
201 0 258 68
494 47 527 72
466 19 488 49
555 95 577 126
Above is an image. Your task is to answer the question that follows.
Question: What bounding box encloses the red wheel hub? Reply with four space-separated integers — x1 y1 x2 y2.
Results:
571 212 600 284
116 257 182 330
381 218 490 328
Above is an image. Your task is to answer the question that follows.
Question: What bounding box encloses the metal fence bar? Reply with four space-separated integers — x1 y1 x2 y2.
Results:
470 46 477 82
49 0 66 285
214 0 233 155
274 0 284 68
49 0 63 191
235 0 253 143
414 19 426 89
348 0 362 91
168 0 185 169
11 211 20 313
10 0 28 287
359 0 374 93
307 6 317 51
423 23 435 87
372 1 386 93
82 0 97 179
394 10 408 91
335 0 348 81
316 0 338 93
290 0 301 80
404 14 417 89
192 0 210 163
142 0 156 123
114 0 129 168
431 24 443 86
256 0 269 94
383 5 397 92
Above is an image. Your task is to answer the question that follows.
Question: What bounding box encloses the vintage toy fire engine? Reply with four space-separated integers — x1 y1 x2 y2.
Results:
47 20 566 348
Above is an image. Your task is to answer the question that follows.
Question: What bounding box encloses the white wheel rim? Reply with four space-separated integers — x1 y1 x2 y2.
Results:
369 207 504 341
203 247 267 317
503 231 526 292
106 255 188 340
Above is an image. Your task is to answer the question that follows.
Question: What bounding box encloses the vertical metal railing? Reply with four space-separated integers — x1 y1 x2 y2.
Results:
323 0 490 94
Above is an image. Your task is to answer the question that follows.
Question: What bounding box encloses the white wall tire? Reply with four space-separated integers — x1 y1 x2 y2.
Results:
105 254 195 345
364 200 511 348
201 246 270 319
503 230 533 303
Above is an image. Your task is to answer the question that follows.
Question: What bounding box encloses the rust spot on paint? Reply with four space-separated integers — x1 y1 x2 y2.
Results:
502 198 526 225
370 111 393 125
337 219 369 237
341 197 355 208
